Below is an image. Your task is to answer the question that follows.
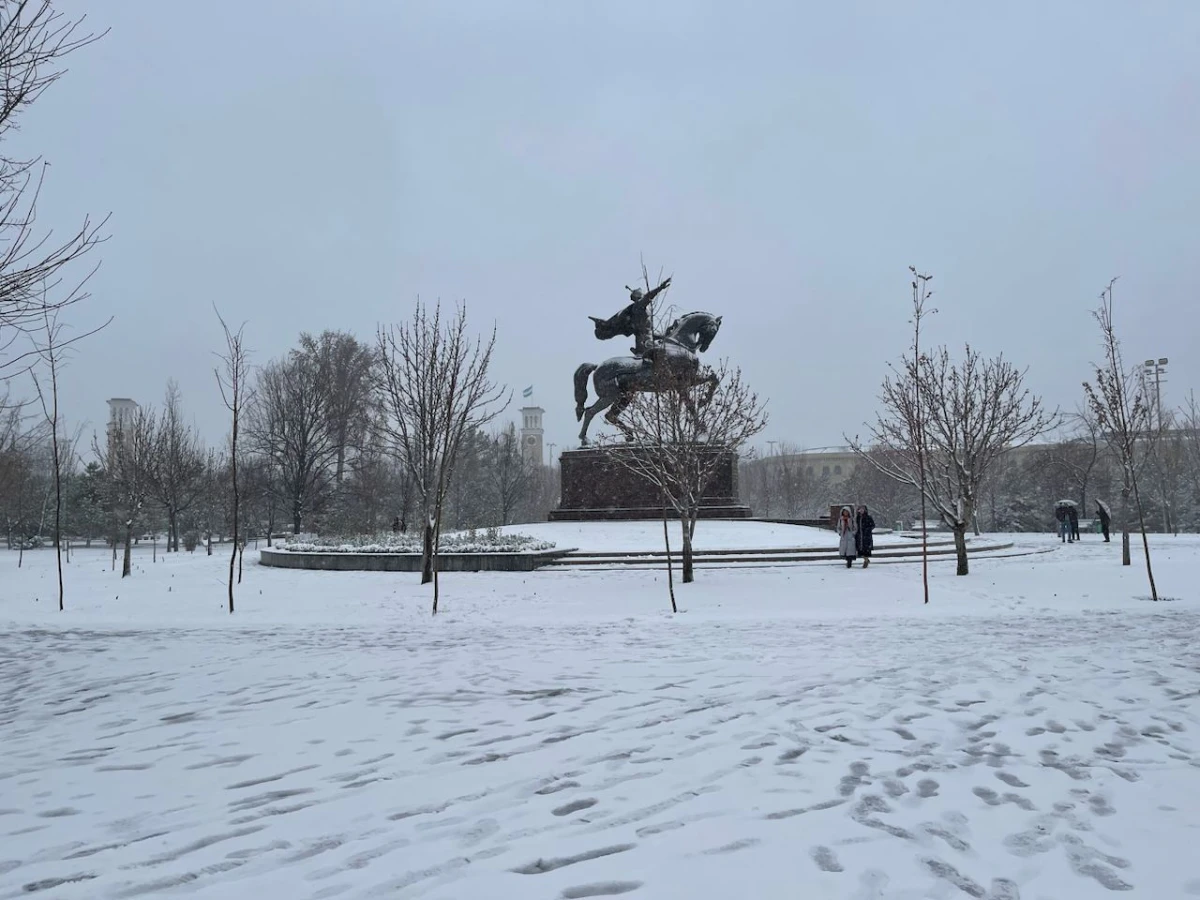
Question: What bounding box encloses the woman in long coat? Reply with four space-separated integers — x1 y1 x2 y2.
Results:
836 506 857 568
855 505 876 568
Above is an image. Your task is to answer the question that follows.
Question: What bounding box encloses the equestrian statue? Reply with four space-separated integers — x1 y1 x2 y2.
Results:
574 276 722 445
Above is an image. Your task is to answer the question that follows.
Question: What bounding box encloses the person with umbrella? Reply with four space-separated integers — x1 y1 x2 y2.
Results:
1054 500 1077 544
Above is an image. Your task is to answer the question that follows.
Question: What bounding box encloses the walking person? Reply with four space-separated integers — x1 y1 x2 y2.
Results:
1054 504 1070 543
1096 500 1112 542
1068 504 1080 542
855 504 875 568
837 506 857 568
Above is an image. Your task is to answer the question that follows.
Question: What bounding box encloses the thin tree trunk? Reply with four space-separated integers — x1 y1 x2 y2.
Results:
1130 472 1158 600
661 491 676 613
51 432 63 610
421 512 434 586
680 514 695 584
228 456 239 614
1121 489 1132 566
122 523 133 577
953 525 969 576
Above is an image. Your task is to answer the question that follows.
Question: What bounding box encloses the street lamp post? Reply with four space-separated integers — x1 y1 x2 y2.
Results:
1142 357 1168 430
1142 357 1171 533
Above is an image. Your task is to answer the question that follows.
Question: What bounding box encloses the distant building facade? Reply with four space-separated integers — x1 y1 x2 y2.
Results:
518 405 545 467
106 397 139 452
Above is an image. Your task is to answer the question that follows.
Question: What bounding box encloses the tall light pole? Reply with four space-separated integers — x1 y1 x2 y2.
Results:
1142 357 1168 430
1142 357 1171 533
766 440 777 456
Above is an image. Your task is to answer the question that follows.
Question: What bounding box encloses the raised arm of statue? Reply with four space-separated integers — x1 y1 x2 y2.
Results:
644 276 672 303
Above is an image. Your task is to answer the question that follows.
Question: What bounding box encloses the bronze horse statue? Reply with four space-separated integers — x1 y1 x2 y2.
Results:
573 311 721 445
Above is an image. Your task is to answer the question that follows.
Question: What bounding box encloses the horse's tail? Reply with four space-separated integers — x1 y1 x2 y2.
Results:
574 363 597 420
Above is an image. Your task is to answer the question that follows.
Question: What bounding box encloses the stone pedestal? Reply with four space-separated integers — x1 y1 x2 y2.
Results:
549 446 752 521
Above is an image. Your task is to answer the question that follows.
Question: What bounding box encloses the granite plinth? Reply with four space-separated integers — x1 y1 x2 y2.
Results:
549 445 752 521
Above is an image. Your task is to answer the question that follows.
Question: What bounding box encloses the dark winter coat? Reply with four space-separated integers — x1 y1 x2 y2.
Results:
1096 502 1111 527
855 509 876 557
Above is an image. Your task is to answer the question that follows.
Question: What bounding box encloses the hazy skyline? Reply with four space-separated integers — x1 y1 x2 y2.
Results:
16 1 1200 458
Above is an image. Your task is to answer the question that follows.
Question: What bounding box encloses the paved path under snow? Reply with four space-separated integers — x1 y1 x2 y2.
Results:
3 611 1200 899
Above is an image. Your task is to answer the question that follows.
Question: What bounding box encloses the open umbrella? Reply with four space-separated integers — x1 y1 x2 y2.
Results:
1055 499 1078 508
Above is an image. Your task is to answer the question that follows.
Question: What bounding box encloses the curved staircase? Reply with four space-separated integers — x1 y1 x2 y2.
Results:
544 536 1049 571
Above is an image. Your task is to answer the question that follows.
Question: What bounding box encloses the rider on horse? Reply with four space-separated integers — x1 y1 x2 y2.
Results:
589 277 672 361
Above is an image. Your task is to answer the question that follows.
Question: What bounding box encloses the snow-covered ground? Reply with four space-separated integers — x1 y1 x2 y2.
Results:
1 532 1198 899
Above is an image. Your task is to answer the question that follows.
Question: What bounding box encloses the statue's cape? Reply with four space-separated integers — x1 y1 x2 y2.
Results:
589 308 636 340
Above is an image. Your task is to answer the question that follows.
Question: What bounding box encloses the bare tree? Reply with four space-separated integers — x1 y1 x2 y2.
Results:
490 424 533 526
841 446 921 530
1180 392 1200 510
853 344 1054 577
93 405 156 578
1043 406 1102 515
602 360 768 587
1083 278 1159 598
29 309 69 606
248 353 337 534
376 300 507 612
295 331 375 484
0 2 108 376
147 380 205 552
215 310 250 614
0 396 45 554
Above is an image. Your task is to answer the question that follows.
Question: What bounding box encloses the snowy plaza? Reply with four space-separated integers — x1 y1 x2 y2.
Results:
2 525 1198 900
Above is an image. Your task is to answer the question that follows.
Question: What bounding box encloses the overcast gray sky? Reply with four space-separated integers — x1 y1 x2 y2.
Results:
20 1 1200 457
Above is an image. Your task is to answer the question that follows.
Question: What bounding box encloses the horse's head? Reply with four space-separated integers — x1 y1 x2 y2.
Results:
696 314 721 353
664 311 721 353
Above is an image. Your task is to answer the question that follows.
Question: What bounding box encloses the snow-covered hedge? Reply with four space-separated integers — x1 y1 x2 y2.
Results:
276 530 556 554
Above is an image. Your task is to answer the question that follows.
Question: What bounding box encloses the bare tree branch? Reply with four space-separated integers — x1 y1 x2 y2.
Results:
0 2 110 375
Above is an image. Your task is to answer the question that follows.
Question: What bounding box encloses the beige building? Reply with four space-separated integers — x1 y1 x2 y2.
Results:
518 406 545 467
106 397 139 451
763 445 859 485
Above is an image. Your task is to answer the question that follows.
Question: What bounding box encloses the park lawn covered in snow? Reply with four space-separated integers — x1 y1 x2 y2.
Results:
1 531 1198 899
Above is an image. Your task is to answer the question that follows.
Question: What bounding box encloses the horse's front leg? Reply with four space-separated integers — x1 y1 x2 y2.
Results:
605 392 637 442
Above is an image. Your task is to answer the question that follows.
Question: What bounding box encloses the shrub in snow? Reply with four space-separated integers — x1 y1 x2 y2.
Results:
276 529 555 554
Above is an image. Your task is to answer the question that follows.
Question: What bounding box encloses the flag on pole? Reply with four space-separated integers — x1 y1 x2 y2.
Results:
522 385 533 398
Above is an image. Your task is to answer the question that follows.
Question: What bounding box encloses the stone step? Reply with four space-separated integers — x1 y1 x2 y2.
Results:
545 541 1014 567
560 538 960 559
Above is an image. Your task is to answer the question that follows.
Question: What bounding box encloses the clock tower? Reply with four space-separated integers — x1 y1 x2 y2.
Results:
519 405 545 467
